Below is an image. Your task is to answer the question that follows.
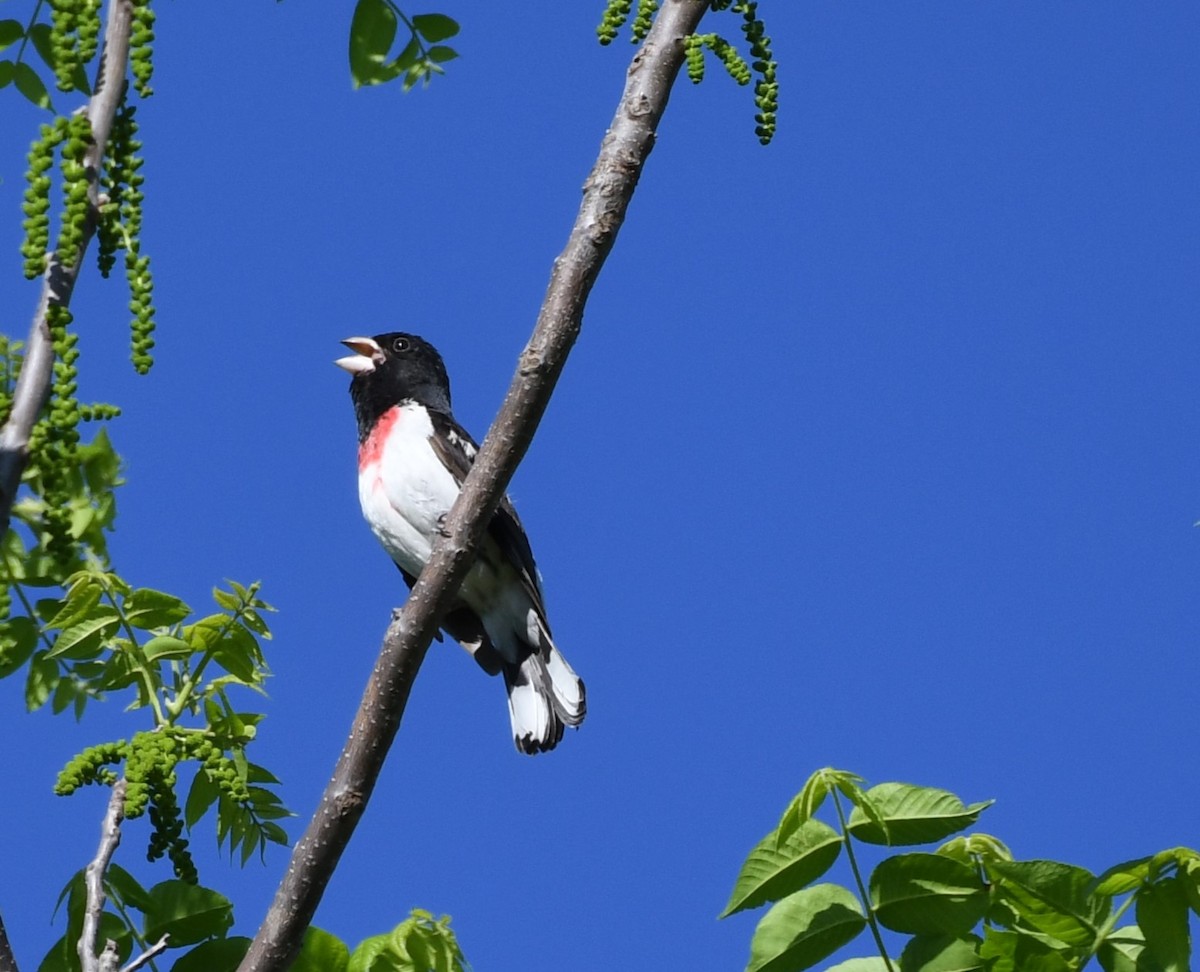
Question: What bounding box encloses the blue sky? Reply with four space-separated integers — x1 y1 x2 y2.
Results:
1 2 1198 969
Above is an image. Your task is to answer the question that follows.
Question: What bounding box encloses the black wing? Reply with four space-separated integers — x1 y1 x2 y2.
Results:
427 409 548 619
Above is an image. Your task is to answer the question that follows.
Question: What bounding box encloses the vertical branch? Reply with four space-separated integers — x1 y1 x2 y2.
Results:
0 0 135 534
79 780 127 972
0 909 19 972
236 3 711 971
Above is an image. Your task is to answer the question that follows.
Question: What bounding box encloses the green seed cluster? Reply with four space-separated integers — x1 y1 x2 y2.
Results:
21 119 71 280
0 336 23 429
56 115 95 269
630 0 659 41
39 304 82 569
49 0 102 92
596 0 631 45
55 739 126 794
683 34 706 84
735 1 778 144
130 0 156 98
79 402 122 421
146 770 196 883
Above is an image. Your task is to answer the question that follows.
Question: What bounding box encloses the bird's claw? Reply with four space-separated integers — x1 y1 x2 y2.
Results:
436 513 452 538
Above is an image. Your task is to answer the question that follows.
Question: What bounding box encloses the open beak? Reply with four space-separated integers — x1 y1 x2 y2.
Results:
334 336 383 375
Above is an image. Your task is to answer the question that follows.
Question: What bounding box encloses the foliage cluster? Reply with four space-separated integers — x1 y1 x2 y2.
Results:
724 768 1199 972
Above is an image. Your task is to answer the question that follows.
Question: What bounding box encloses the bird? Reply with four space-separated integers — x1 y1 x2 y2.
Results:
335 331 586 754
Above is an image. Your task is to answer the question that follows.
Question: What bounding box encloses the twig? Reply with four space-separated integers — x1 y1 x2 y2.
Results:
118 934 169 972
0 908 19 972
79 780 127 972
235 3 711 970
0 0 135 534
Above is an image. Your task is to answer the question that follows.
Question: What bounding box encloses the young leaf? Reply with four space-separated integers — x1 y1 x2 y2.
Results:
1136 876 1190 972
776 768 837 846
349 0 397 87
170 936 252 972
13 57 51 109
105 864 154 913
25 650 59 709
143 634 194 660
988 859 1109 949
897 934 984 972
722 818 843 918
747 883 866 972
869 853 988 936
978 928 1074 972
937 833 1012 866
47 607 120 659
847 783 992 846
411 13 459 42
0 20 25 51
822 960 889 972
291 927 350 972
185 768 220 829
0 616 39 678
124 588 192 628
1092 856 1153 896
142 880 234 946
426 45 458 64
1096 926 1155 972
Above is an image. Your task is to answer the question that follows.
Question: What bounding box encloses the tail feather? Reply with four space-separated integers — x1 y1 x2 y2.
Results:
503 631 586 754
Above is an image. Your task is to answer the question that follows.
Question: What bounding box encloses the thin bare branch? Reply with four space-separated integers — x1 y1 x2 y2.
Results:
0 909 19 972
79 780 127 972
117 934 168 972
0 0 135 534
236 3 710 970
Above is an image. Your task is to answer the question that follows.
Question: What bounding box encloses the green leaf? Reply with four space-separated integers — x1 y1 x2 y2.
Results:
125 588 192 628
349 0 397 87
45 582 102 630
747 883 867 972
823 960 890 972
28 22 54 69
212 586 240 612
836 778 889 843
848 783 992 846
979 928 1075 972
143 634 194 660
0 59 13 89
870 853 988 936
185 767 220 828
426 45 458 64
25 650 58 709
15 64 53 114
937 833 1012 866
348 932 391 972
411 13 459 42
0 20 24 51
104 864 153 914
292 927 350 972
142 880 234 946
1097 926 1164 972
35 933 72 972
1136 877 1190 972
776 768 839 846
898 934 984 972
0 616 40 678
170 937 252 972
47 607 120 658
988 859 1109 949
722 818 843 917
1093 857 1154 896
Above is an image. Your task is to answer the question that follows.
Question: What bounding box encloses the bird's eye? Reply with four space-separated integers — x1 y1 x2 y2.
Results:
392 337 411 353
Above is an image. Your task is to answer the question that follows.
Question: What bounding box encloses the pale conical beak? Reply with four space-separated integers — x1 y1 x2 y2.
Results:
335 336 383 375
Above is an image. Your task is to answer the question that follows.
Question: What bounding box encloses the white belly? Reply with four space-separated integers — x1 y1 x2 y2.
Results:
358 402 460 579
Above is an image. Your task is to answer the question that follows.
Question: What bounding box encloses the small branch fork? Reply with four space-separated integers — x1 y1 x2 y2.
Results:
78 781 168 972
235 2 711 971
0 0 135 535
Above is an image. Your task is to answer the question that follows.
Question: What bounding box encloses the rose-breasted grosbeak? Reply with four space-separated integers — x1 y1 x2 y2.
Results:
335 332 586 754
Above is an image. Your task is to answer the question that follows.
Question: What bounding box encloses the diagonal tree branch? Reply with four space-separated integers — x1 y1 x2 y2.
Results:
0 0 135 536
236 2 711 970
79 780 126 972
0 908 18 972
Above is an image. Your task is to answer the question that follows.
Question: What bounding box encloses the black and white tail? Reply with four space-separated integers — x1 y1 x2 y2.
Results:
503 629 585 754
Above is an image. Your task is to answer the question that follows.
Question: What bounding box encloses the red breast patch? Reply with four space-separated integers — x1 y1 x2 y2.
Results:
358 406 401 471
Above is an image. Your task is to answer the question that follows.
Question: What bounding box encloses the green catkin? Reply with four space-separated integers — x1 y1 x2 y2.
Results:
76 0 102 67
97 103 137 278
735 0 778 144
684 34 706 84
21 119 70 279
56 115 94 268
596 0 632 45
39 303 82 569
49 0 81 92
129 0 156 97
631 0 658 41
